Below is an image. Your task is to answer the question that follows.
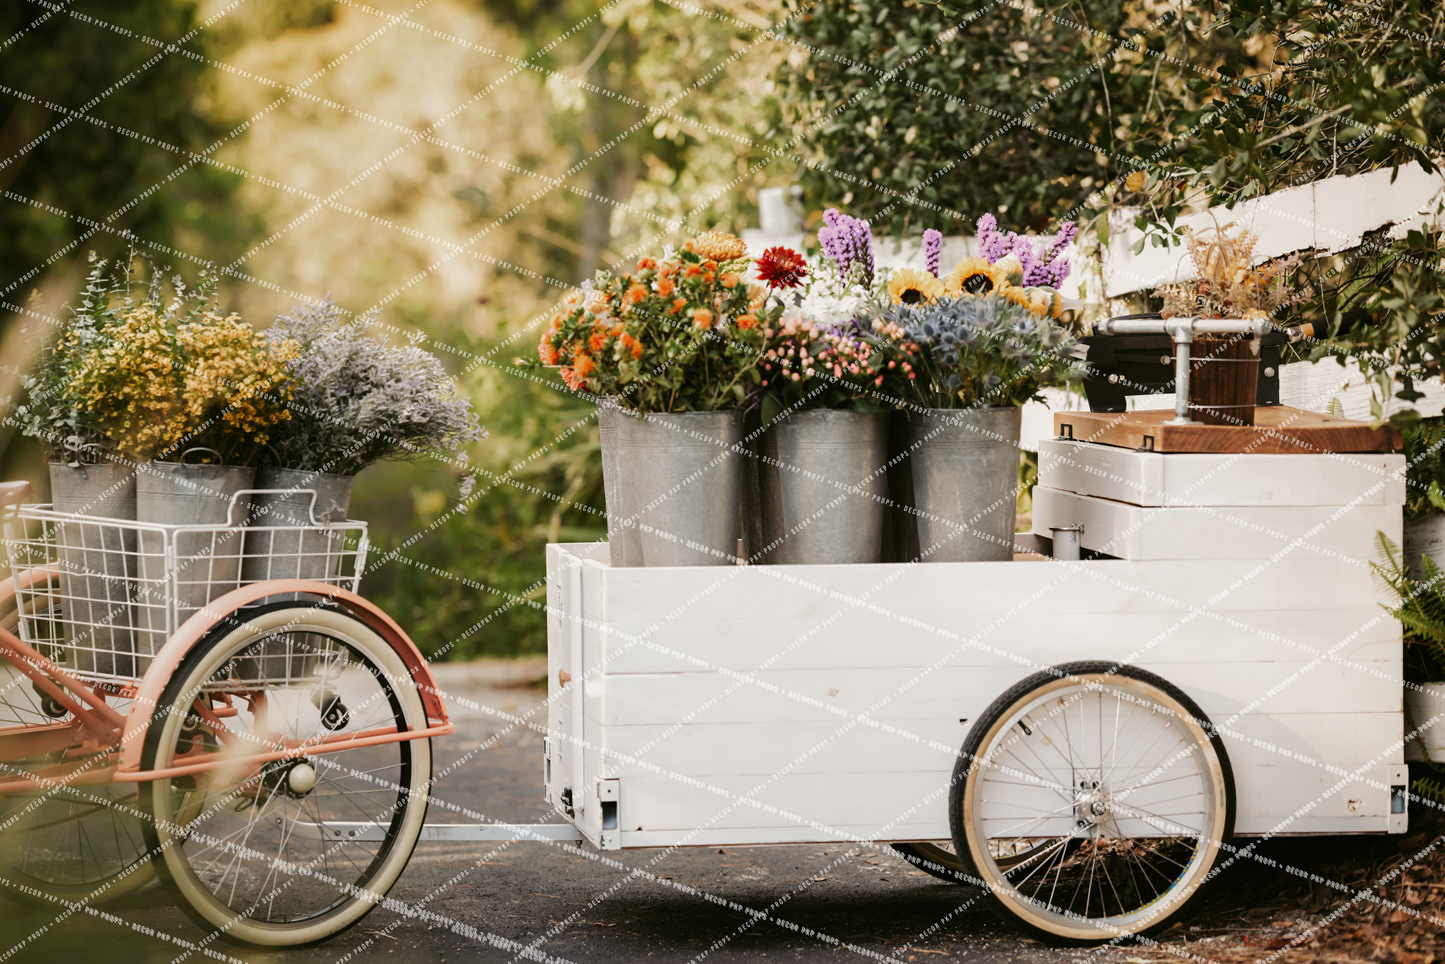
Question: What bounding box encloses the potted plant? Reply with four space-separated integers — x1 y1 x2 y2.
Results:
751 211 908 565
883 258 1080 562
251 299 485 582
525 231 773 567
1153 221 1301 426
63 264 297 657
15 253 143 675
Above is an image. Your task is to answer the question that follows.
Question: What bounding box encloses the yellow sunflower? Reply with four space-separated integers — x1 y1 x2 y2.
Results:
690 231 750 262
944 257 1006 297
887 267 945 305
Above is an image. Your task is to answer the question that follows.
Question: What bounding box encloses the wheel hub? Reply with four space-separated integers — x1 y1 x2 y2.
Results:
1074 779 1112 831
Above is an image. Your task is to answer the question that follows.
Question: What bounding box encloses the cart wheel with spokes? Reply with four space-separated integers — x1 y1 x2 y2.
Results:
950 661 1235 942
139 602 432 947
0 598 158 906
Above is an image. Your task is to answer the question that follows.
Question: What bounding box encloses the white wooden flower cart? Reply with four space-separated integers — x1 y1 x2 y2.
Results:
539 318 1412 943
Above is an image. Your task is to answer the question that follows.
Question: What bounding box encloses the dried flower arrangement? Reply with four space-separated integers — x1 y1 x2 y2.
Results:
18 252 298 466
264 299 486 476
1154 221 1302 320
525 231 778 413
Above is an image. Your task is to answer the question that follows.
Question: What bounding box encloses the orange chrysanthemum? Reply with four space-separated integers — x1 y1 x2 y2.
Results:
692 308 713 330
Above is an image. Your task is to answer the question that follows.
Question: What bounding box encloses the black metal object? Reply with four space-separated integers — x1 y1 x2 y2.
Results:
1077 313 1289 414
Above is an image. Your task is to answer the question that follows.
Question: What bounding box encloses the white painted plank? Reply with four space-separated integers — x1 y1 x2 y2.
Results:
599 558 1384 627
1100 161 1445 297
596 712 1401 780
612 765 1389 836
1037 440 1404 508
592 661 1399 727
597 608 1398 675
1032 487 1402 564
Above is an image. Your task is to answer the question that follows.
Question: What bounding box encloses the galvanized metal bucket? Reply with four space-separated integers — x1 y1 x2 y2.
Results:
241 466 355 583
48 461 138 677
596 398 643 568
758 409 888 565
135 456 255 668
906 406 1022 562
605 408 743 567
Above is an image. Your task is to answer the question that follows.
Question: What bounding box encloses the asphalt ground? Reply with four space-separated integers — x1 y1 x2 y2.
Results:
0 659 1421 964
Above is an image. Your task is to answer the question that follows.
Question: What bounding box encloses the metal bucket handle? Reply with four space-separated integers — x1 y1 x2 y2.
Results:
226 488 324 527
179 446 225 465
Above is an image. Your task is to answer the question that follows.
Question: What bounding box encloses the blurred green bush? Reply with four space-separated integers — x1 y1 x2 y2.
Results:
362 354 605 660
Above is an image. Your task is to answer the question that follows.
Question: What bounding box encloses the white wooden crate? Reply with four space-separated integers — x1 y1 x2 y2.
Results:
545 542 1406 851
1036 438 1406 508
1032 487 1403 562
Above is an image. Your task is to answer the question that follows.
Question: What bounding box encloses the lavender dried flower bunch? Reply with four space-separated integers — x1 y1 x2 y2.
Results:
818 208 876 286
265 299 485 476
976 214 1078 288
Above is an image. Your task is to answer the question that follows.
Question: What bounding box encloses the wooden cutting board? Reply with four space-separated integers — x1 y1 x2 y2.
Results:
1052 405 1401 454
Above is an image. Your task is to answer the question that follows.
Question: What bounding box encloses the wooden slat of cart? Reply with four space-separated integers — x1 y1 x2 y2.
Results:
1052 405 1401 453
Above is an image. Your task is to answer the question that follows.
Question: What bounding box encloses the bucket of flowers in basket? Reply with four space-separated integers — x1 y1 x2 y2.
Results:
879 215 1081 562
230 298 482 679
523 231 776 567
17 252 296 674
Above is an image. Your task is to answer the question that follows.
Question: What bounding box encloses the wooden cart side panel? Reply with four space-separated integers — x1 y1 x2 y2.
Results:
582 554 1403 843
1037 440 1405 508
1032 487 1403 563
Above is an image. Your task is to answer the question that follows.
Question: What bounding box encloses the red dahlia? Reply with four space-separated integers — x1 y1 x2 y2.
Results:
756 246 808 289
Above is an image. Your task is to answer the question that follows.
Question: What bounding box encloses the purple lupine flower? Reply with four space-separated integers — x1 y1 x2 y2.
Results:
850 216 874 286
923 229 942 277
977 213 1012 262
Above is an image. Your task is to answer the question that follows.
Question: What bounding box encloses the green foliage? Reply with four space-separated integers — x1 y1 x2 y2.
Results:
778 0 1253 239
0 0 255 282
1372 532 1445 683
1400 417 1445 523
364 336 605 660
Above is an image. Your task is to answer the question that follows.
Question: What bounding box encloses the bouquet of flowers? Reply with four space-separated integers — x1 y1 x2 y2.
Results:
884 292 1082 409
753 228 911 415
264 299 486 476
527 231 778 413
19 252 298 466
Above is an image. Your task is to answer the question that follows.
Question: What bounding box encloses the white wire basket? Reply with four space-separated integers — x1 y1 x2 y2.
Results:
1 490 368 684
